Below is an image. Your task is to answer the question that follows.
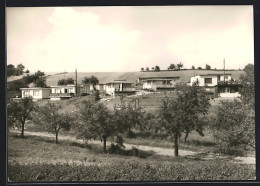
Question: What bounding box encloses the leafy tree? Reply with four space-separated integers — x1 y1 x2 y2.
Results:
82 75 99 91
160 82 210 156
206 64 211 70
141 67 144 71
25 69 30 74
7 97 35 138
197 67 202 70
154 65 160 72
168 64 176 71
213 100 255 151
32 102 73 144
117 101 144 137
34 70 45 78
151 67 155 70
146 67 149 71
7 64 16 77
176 62 183 70
34 78 47 88
15 64 25 75
191 65 195 70
239 64 254 107
75 100 123 153
58 78 75 85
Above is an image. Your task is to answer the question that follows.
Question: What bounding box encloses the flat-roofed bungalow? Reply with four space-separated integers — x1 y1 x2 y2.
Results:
142 78 178 91
49 84 83 100
105 80 135 96
20 87 51 100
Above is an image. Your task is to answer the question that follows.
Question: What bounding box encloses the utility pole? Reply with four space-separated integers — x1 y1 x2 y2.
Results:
223 58 225 84
75 68 77 97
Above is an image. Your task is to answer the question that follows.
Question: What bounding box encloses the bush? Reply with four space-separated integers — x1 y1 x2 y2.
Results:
8 160 255 181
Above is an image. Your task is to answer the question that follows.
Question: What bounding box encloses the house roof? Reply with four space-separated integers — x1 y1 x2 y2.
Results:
20 87 51 90
106 80 132 84
198 73 232 76
143 79 177 81
50 84 78 88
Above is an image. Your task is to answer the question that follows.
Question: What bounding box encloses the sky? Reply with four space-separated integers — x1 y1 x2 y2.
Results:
6 6 254 72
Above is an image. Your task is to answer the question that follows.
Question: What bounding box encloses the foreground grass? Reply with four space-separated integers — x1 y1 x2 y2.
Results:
8 134 255 181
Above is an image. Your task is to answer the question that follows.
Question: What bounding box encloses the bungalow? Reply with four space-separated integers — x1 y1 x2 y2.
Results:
217 81 242 98
105 80 135 97
20 87 51 100
49 84 83 100
142 78 178 91
82 83 106 94
189 74 240 98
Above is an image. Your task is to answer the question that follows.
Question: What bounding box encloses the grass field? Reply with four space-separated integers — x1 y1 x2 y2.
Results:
8 133 255 182
43 69 245 86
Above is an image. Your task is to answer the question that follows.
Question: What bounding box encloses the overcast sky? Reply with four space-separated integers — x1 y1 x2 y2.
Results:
7 6 253 72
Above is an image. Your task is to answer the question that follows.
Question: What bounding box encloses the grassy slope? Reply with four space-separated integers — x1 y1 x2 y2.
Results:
45 70 245 86
8 134 255 181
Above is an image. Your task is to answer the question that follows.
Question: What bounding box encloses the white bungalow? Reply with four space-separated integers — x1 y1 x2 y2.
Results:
105 80 134 97
142 79 177 91
20 87 51 100
49 84 83 100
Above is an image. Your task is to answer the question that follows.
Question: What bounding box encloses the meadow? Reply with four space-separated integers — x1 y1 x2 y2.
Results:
7 89 255 182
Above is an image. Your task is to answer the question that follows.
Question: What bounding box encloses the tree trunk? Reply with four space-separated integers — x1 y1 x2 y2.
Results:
21 121 25 138
184 132 189 143
103 137 107 153
55 131 59 144
174 133 179 157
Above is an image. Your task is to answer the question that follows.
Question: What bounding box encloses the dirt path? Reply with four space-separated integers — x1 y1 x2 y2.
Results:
10 130 255 164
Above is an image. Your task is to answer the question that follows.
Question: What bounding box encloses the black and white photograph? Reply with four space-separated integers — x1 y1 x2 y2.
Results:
6 5 255 182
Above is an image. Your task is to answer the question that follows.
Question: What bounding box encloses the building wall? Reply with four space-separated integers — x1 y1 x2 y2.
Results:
190 76 218 87
22 89 51 99
220 75 232 82
42 89 51 99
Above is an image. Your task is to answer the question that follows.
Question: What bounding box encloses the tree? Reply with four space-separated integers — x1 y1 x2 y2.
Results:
176 62 183 70
146 67 149 71
168 64 176 71
117 100 144 137
7 64 15 76
197 67 202 70
82 75 99 91
34 70 45 78
16 64 25 75
151 67 155 70
75 100 123 153
205 64 211 70
160 82 210 156
212 100 255 151
25 69 30 74
7 97 35 138
191 65 195 70
32 102 73 144
154 65 160 72
141 67 144 71
239 64 254 107
34 78 47 88
58 78 75 85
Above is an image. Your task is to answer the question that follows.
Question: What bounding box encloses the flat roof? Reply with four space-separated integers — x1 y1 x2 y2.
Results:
198 73 232 76
139 76 180 79
20 87 51 90
106 81 132 84
143 79 177 81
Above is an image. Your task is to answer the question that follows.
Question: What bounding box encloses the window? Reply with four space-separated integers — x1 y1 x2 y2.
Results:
24 91 30 96
225 75 229 79
204 78 212 84
33 90 40 96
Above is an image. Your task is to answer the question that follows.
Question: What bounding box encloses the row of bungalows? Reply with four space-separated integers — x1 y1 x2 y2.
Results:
20 80 136 100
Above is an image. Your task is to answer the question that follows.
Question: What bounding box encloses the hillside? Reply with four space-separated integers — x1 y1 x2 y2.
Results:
45 70 245 86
